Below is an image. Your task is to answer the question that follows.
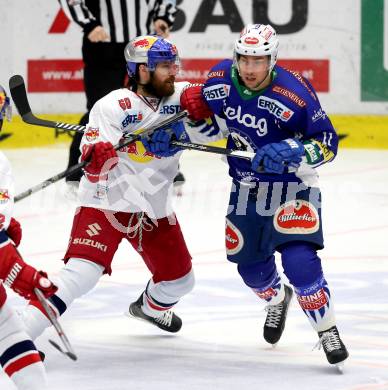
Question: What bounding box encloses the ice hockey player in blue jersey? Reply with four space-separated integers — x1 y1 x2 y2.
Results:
178 23 349 369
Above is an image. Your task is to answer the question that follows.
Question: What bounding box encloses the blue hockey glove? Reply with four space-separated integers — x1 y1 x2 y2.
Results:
141 121 187 157
251 139 305 174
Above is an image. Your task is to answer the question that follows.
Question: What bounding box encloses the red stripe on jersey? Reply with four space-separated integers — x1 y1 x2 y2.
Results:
4 353 41 377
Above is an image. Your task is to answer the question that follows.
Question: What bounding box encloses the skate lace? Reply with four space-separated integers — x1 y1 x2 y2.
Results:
155 310 173 327
264 303 284 328
126 212 154 252
314 329 341 352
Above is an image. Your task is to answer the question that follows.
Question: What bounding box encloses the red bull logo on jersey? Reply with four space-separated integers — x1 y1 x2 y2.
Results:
120 140 161 163
225 218 244 255
258 96 294 122
0 189 10 204
274 200 319 234
85 127 100 142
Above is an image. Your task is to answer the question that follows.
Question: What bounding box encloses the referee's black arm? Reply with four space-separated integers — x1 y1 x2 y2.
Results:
59 0 177 42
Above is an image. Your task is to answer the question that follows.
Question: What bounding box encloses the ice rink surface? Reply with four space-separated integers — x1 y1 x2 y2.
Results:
1 146 388 390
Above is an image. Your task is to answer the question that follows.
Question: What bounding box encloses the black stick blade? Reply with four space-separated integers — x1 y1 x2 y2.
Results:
9 75 32 117
9 74 57 129
49 340 78 361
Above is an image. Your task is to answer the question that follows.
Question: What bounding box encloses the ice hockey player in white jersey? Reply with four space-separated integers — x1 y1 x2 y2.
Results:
0 86 57 389
21 36 221 342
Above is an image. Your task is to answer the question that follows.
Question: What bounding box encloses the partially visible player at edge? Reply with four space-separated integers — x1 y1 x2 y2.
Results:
179 24 348 368
20 36 221 342
0 86 57 389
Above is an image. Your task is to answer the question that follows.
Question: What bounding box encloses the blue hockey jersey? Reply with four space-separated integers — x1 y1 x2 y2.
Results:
202 59 338 186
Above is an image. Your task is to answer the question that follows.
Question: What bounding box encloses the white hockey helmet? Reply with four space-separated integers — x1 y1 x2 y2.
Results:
234 24 279 72
124 35 179 78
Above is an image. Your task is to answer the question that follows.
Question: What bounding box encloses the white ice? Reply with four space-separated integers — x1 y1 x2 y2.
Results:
1 147 388 390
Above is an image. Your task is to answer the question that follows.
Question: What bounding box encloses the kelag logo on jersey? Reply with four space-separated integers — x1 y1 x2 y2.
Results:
121 111 143 128
225 106 268 135
203 84 230 100
159 105 180 115
258 96 294 122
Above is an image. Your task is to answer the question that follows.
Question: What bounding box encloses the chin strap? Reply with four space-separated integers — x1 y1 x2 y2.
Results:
251 71 272 91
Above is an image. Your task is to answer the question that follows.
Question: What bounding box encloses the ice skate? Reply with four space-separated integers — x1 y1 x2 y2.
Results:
127 294 182 333
173 171 185 196
263 285 293 345
317 325 349 372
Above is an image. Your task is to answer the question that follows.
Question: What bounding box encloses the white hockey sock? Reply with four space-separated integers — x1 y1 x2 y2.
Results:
11 363 47 390
22 258 104 339
0 302 46 390
142 269 195 318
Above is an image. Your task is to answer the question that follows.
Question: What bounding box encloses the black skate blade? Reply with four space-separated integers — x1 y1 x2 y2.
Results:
49 339 78 361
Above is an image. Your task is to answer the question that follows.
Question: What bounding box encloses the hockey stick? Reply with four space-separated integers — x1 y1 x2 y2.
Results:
12 244 77 360
34 288 77 361
9 74 255 161
9 75 258 196
9 75 86 132
10 75 188 202
170 140 254 160
14 110 187 202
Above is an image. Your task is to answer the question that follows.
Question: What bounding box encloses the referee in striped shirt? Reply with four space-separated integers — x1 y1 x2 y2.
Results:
60 0 177 184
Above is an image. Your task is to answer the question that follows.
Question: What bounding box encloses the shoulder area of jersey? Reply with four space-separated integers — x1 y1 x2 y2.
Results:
272 65 319 105
205 59 233 85
94 88 142 112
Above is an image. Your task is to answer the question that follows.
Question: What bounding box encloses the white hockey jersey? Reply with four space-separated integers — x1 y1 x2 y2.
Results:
78 82 222 219
0 152 14 244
